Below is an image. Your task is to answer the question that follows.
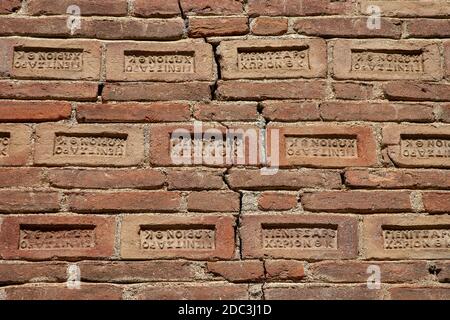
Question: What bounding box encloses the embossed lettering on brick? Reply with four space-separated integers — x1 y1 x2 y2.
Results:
0 215 115 260
219 39 327 79
364 216 450 259
241 215 358 259
333 39 442 81
34 124 144 166
383 125 450 168
120 215 235 259
105 40 215 82
0 124 31 166
268 124 377 167
0 38 101 80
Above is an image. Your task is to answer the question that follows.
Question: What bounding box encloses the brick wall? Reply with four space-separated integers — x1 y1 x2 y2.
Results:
0 0 449 300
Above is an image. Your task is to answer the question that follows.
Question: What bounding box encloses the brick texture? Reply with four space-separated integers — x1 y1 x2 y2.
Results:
0 0 449 301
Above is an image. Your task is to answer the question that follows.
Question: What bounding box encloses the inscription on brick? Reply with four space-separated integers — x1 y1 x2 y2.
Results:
383 228 450 250
53 134 127 158
106 41 214 82
238 47 310 72
364 216 450 259
285 136 358 159
0 133 10 157
13 48 84 72
351 50 424 75
140 228 215 250
400 136 450 159
333 40 442 81
219 39 326 79
383 125 450 168
262 225 337 250
124 51 195 74
19 227 96 250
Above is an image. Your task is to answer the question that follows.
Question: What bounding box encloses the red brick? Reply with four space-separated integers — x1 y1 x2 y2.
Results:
332 39 442 81
407 19 450 38
363 215 450 259
382 124 450 168
0 215 115 260
187 191 240 212
3 284 123 300
0 262 68 284
383 81 450 102
181 0 244 15
67 191 181 213
345 169 450 190
167 169 226 190
264 284 382 300
302 191 412 213
48 169 165 190
133 0 180 17
219 38 327 80
265 260 305 281
207 261 264 282
217 80 326 100
0 81 98 101
294 17 402 38
422 192 450 214
103 82 211 101
120 215 235 260
332 82 374 100
360 0 450 17
78 261 199 282
241 214 358 260
0 168 44 188
188 16 249 37
0 191 59 213
435 262 450 283
251 17 288 35
258 192 297 211
105 40 215 82
133 283 248 300
77 102 191 123
194 102 258 121
389 287 450 300
445 41 450 78
226 169 342 190
270 124 377 168
262 101 320 121
34 124 145 167
248 0 353 17
0 101 72 122
0 124 32 166
310 261 429 283
27 0 128 16
0 0 21 14
320 102 434 122
442 104 450 123
0 16 184 40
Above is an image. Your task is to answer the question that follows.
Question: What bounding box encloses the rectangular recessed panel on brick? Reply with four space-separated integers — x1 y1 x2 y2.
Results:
0 124 31 166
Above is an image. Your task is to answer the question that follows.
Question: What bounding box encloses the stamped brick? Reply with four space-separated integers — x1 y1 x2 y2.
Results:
241 215 358 260
360 0 450 17
34 124 144 166
363 215 450 259
0 124 31 166
218 39 326 80
332 39 442 81
149 123 261 167
0 215 115 260
120 215 235 260
0 38 101 81
267 124 377 168
382 124 450 168
105 40 215 82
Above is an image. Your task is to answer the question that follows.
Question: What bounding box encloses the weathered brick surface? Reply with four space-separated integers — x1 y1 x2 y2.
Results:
0 215 115 260
120 215 235 260
241 215 358 260
363 216 450 259
1 0 449 301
